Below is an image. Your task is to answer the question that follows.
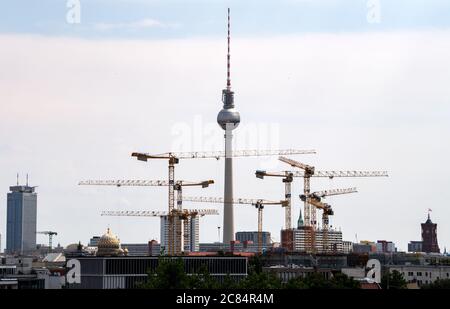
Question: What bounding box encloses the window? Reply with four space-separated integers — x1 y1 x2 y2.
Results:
408 272 414 276
417 272 422 276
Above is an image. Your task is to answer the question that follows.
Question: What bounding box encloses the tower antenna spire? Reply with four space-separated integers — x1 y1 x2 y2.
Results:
227 7 231 90
217 7 240 244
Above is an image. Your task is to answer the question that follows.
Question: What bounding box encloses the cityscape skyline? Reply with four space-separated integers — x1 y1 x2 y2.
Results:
1 1 450 252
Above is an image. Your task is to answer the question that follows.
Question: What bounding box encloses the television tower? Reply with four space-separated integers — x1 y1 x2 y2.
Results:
217 8 240 243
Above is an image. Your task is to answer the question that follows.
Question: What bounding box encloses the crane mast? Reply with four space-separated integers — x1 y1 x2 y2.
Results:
256 171 294 230
301 187 357 253
182 196 287 254
278 156 316 253
79 177 213 255
131 149 314 248
37 231 58 252
101 209 218 253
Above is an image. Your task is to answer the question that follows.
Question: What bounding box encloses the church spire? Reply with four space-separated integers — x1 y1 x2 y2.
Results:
297 208 304 228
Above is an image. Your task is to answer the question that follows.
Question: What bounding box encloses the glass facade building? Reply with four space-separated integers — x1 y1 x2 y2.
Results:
6 185 37 255
66 256 248 289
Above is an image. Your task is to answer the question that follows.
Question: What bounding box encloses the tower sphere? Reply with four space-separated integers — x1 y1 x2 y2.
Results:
217 107 240 130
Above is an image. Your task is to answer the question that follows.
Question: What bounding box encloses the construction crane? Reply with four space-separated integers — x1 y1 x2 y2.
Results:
307 187 358 201
277 156 316 253
78 179 213 211
130 149 314 254
256 170 389 179
301 187 357 253
278 156 316 227
37 231 57 251
256 171 294 230
182 196 287 254
262 159 388 253
101 209 218 218
101 209 218 254
79 179 214 256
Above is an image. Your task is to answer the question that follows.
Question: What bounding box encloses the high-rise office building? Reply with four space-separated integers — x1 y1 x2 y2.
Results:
6 184 37 255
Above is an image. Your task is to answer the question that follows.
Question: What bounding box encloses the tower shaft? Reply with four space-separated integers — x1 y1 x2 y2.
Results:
217 8 240 244
223 128 234 243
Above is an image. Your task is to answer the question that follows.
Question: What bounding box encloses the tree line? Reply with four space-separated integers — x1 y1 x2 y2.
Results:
139 256 450 289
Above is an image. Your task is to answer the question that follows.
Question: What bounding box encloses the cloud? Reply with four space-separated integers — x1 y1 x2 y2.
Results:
93 18 179 31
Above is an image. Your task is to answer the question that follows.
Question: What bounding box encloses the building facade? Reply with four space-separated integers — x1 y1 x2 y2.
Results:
342 241 353 254
199 241 270 253
408 241 423 253
89 236 100 247
421 214 440 253
65 256 248 289
281 227 343 253
6 185 37 255
388 265 450 287
376 240 396 253
235 231 271 246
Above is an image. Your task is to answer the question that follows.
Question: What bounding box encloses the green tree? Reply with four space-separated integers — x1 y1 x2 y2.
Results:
248 255 263 274
285 272 360 289
141 258 190 289
330 272 361 289
297 273 334 289
381 270 407 289
188 265 220 289
284 276 309 289
221 273 238 289
422 279 450 289
236 255 282 289
238 271 282 289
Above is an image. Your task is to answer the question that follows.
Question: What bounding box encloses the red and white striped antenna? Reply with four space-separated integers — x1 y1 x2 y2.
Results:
227 7 231 90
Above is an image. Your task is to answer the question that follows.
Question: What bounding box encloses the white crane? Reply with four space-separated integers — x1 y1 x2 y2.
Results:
79 179 214 255
181 196 288 254
101 209 218 254
131 149 315 246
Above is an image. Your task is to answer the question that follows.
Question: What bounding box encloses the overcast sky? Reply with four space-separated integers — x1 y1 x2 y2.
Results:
1 1 449 252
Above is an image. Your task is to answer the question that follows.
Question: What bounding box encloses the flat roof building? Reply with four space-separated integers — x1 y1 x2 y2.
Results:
65 256 248 289
281 227 343 253
6 184 37 255
236 231 271 246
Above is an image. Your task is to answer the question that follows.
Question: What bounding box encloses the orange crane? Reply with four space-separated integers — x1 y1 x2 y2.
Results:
79 179 214 255
37 231 57 251
301 187 357 253
130 149 314 254
101 209 218 254
182 196 287 254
